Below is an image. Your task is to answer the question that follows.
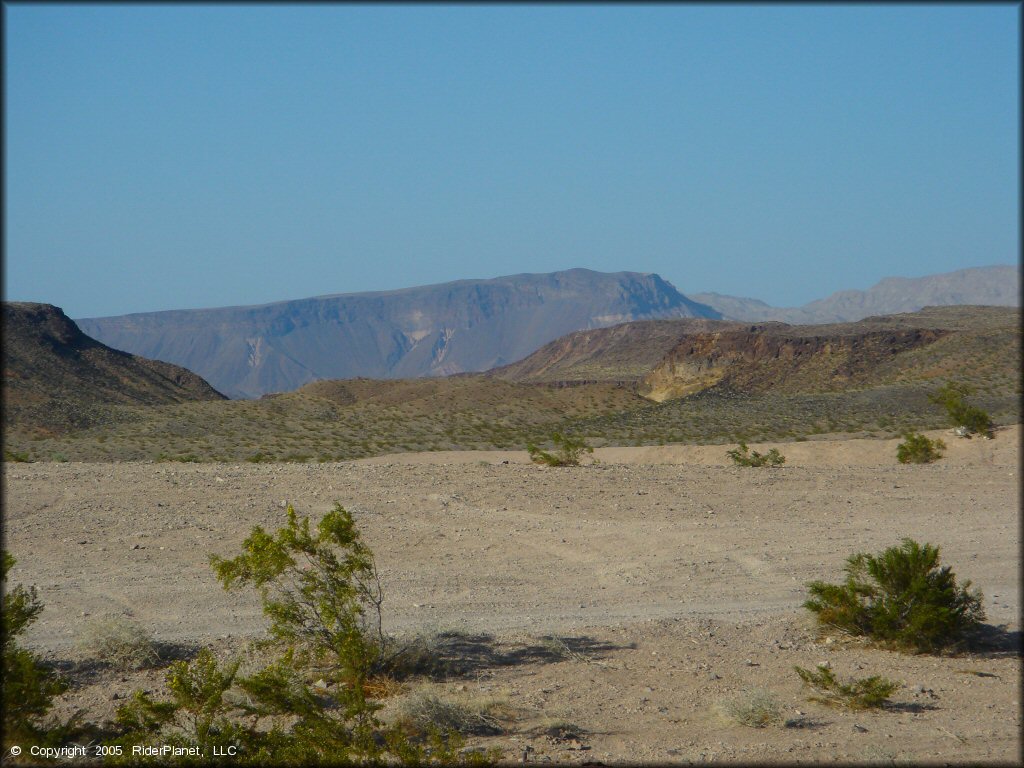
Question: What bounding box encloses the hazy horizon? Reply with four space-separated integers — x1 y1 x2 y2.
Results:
6 5 1019 318
47 261 1016 320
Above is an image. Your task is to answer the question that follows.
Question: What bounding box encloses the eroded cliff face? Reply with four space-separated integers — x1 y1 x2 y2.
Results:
490 318 737 384
639 327 949 402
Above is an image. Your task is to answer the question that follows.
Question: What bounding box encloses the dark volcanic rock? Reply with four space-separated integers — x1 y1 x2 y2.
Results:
3 302 225 431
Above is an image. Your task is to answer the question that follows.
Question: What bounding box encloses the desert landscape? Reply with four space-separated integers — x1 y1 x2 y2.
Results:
8 7 1019 764
5 427 1019 763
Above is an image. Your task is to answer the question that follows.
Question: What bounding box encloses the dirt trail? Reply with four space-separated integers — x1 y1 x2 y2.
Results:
4 426 1019 764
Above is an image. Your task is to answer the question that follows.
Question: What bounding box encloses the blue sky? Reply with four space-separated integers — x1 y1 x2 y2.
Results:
5 4 1019 318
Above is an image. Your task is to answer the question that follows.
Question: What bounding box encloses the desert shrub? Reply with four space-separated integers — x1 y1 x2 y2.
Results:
957 405 994 436
929 382 993 437
2 553 72 749
535 719 584 740
210 504 391 683
804 538 985 653
726 441 785 467
794 664 900 709
396 690 512 738
157 453 202 463
526 432 593 467
3 449 32 463
77 617 160 671
896 432 945 464
718 689 783 727
111 507 498 765
109 649 253 760
382 631 463 680
362 675 407 700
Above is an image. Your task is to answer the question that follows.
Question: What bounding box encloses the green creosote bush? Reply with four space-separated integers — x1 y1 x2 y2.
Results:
526 432 593 467
928 382 994 437
108 649 250 762
896 432 946 464
804 538 985 653
726 441 785 467
794 664 900 710
210 503 392 682
2 552 76 751
108 505 498 765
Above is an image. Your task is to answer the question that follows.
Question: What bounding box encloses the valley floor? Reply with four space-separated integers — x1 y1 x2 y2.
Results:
4 428 1020 764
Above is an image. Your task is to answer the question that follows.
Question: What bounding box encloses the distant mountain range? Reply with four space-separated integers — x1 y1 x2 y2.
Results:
6 301 1018 462
77 270 716 398
690 265 1019 324
75 264 1018 398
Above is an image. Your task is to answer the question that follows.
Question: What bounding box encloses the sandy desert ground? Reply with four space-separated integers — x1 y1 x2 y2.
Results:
4 427 1020 764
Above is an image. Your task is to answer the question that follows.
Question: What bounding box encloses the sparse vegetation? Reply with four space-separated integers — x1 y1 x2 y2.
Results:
795 664 900 709
804 538 985 653
527 432 594 467
727 441 785 467
396 689 513 738
156 452 202 463
77 617 160 671
107 506 499 764
4 302 1020 762
2 553 73 750
929 381 994 437
382 630 465 680
7 372 1020 463
896 432 946 464
362 674 407 700
5 305 1020 461
719 689 783 727
534 719 585 741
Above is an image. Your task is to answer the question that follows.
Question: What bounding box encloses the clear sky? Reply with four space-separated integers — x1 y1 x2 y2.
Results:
4 4 1019 318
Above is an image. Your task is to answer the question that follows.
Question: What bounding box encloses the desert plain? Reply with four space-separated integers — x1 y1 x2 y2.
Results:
4 427 1020 764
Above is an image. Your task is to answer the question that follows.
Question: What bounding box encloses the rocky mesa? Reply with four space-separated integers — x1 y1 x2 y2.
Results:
77 269 719 399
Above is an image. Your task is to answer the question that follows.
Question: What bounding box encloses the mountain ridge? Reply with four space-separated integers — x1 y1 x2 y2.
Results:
77 269 719 398
4 304 1018 463
72 264 1017 399
2 302 225 435
491 305 1020 403
691 264 1018 323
